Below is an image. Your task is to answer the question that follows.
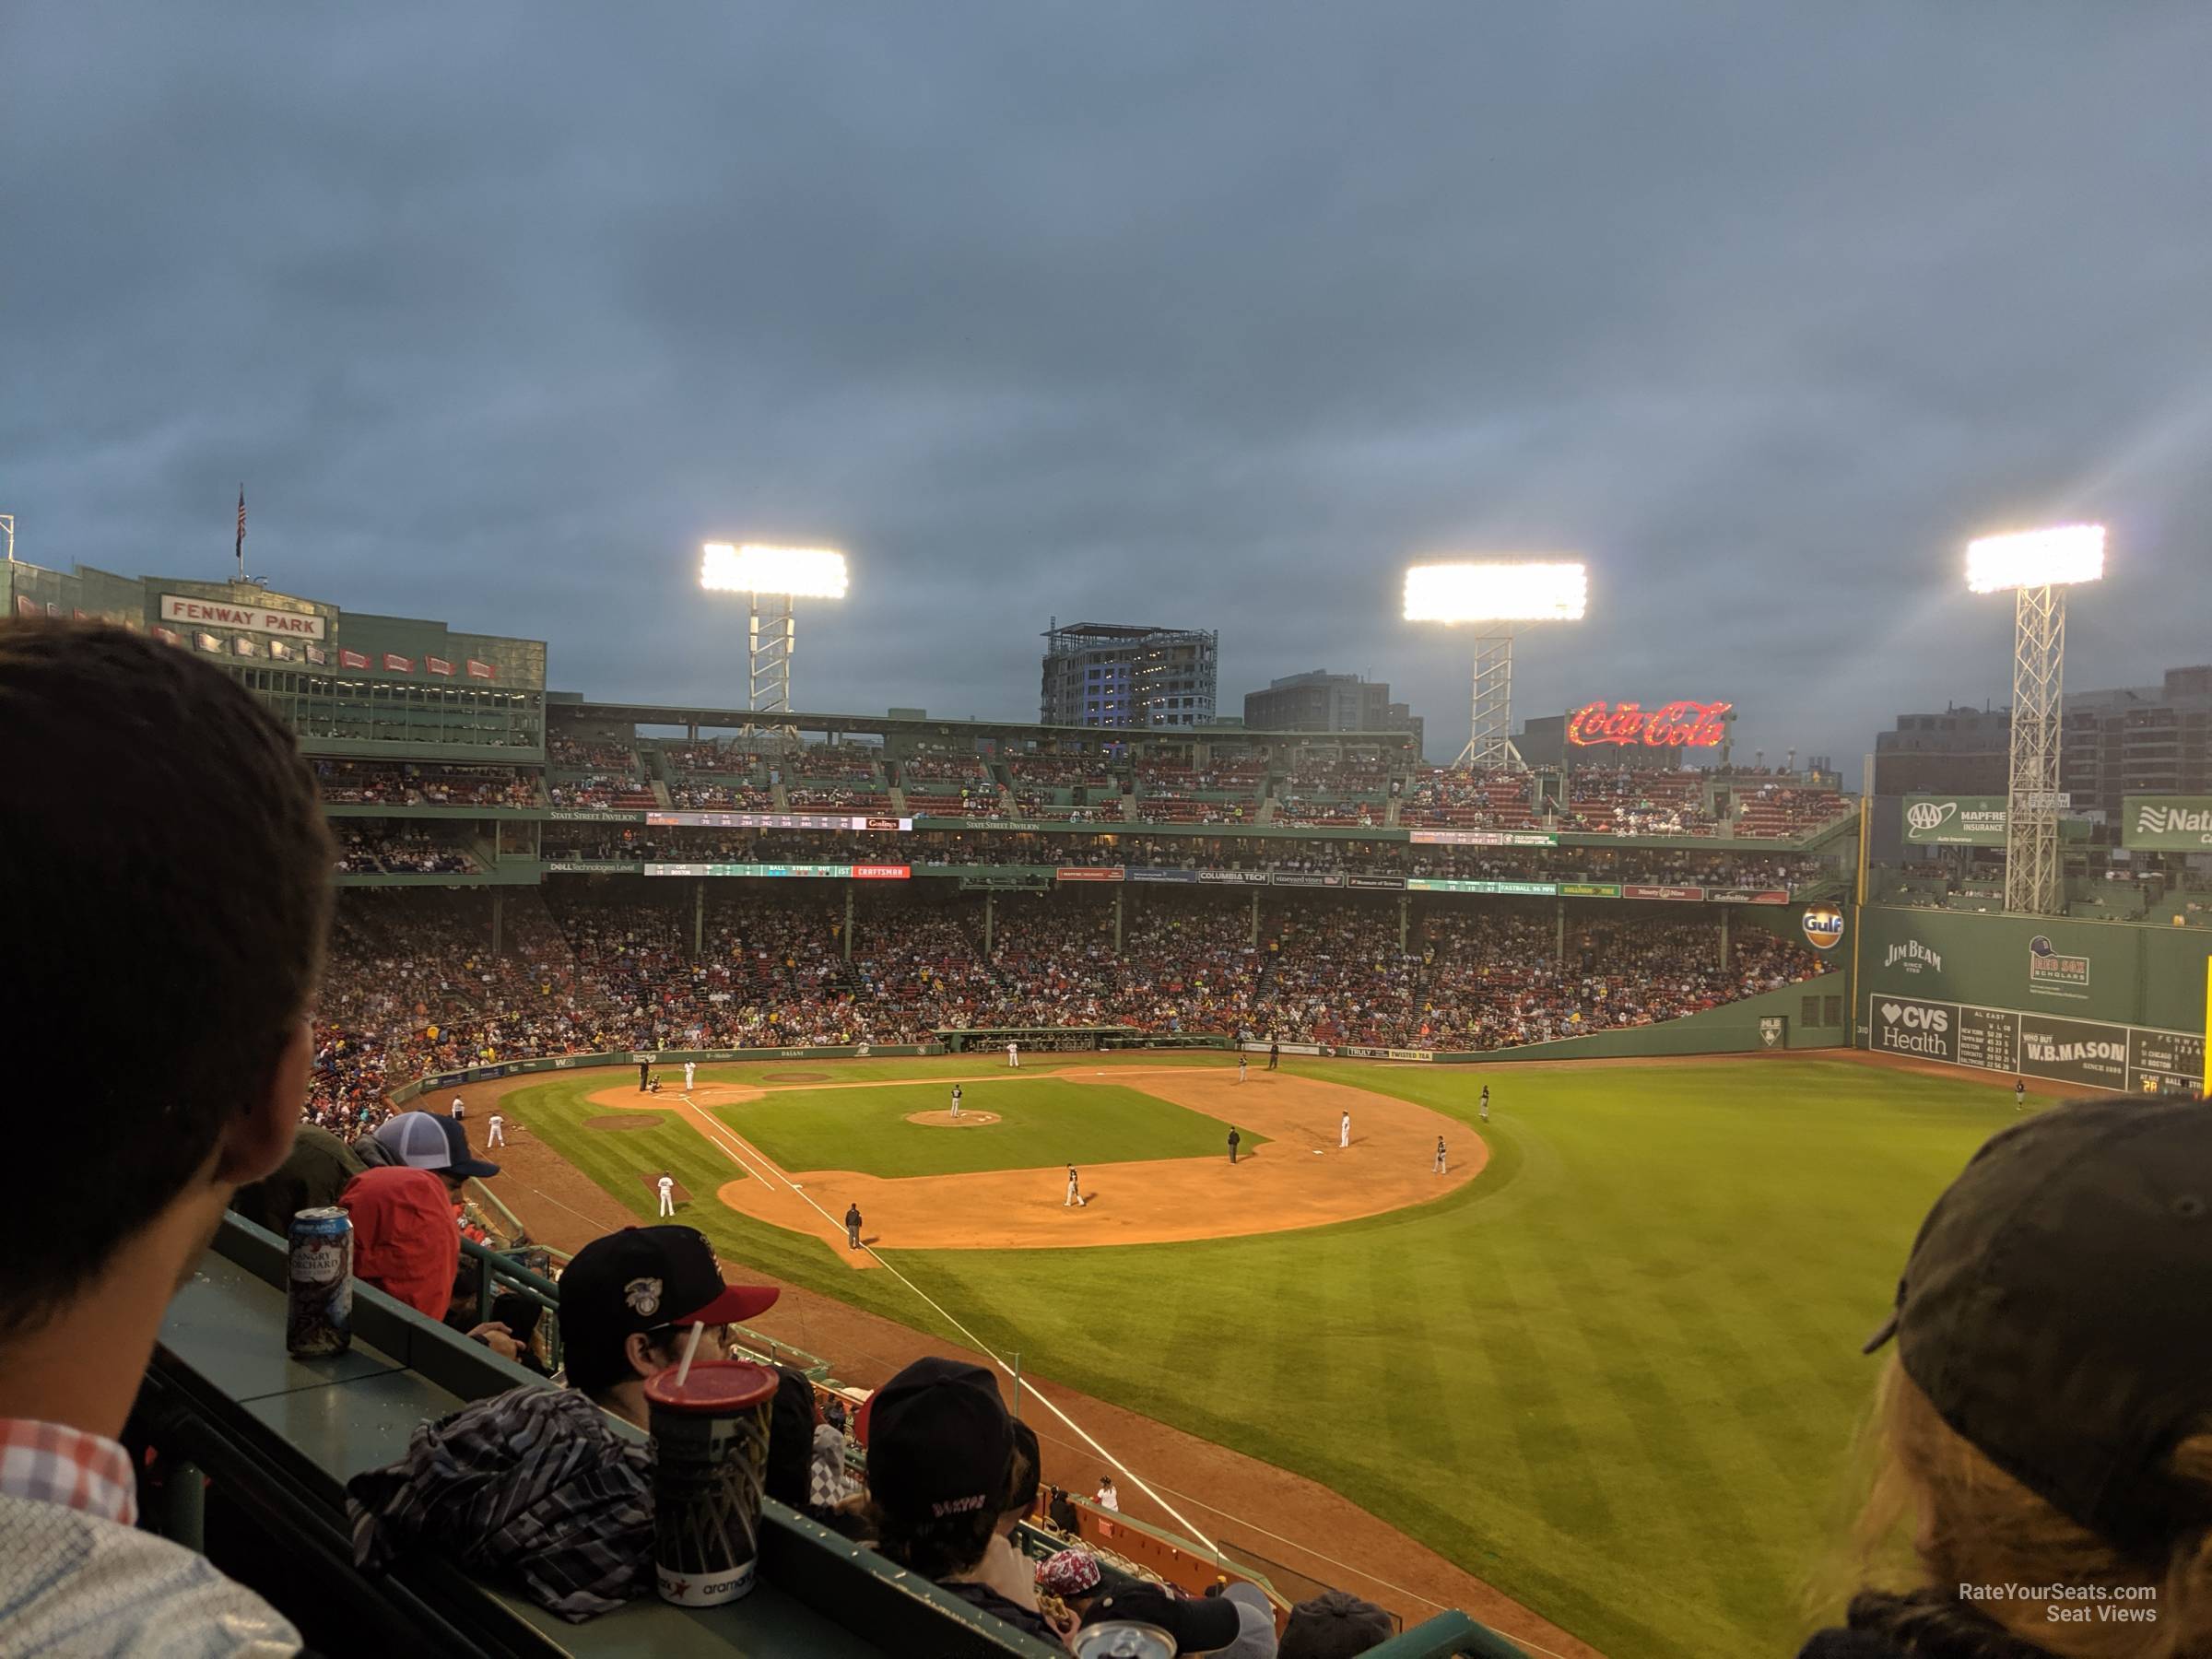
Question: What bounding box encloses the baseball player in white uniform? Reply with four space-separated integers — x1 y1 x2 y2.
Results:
685 1060 697 1092
950 1084 962 1120
1065 1164 1080 1207
1236 1054 1247 1084
487 1112 506 1148
1339 1112 1350 1149
1434 1135 1447 1174
1006 1041 1020 1068
451 1095 465 1121
657 1174 676 1218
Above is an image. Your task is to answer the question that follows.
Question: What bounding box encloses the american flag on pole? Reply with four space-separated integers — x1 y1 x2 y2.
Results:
235 487 247 577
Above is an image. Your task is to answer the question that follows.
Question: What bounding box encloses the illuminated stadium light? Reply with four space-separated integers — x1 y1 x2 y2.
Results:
700 542 849 599
1965 524 2107 916
1403 561 1587 624
1403 559 1589 770
1964 525 2105 594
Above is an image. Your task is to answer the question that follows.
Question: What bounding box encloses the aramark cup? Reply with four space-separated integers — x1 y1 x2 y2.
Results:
644 1359 778 1607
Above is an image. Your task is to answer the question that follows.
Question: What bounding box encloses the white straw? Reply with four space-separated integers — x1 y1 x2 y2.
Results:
675 1321 707 1387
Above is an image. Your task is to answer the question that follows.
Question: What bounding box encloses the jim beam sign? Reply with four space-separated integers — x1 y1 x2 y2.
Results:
159 594 327 641
2124 795 2212 851
1867 994 2203 1098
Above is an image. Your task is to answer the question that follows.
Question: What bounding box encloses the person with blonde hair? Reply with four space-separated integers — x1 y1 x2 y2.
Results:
1804 1097 2212 1658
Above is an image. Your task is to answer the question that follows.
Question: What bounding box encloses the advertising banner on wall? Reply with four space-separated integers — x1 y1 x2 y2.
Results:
1903 795 2008 846
1406 878 1559 896
646 811 912 831
2123 796 2212 851
1867 994 2202 1097
1406 830 1558 848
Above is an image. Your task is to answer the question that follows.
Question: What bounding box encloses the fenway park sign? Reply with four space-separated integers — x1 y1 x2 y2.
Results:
159 594 327 641
1566 700 1732 748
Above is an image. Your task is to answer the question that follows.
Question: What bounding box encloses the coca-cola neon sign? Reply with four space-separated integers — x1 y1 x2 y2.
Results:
1566 700 1733 748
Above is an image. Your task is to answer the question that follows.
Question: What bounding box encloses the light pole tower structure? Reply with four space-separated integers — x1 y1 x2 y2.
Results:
1404 561 1588 771
699 543 850 741
1965 525 2105 916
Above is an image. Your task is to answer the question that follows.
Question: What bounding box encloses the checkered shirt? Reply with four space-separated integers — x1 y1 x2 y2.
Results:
0 1418 137 1526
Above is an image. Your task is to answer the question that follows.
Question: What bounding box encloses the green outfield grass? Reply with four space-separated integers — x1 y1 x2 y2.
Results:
713 1077 1267 1177
506 1052 2023 1659
497 1081 751 1226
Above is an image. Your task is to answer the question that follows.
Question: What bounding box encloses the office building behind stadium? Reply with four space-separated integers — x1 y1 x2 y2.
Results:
1041 619 1219 729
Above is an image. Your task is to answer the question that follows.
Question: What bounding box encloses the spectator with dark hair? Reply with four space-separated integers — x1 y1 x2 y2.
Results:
1079 1582 1243 1654
0 621 332 1653
1803 1098 2212 1659
862 1357 1058 1642
1278 1589 1394 1658
230 1121 366 1235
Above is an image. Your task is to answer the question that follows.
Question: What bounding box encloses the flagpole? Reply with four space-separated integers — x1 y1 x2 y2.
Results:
235 486 246 582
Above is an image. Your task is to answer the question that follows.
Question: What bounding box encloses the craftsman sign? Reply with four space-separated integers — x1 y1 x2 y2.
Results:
159 594 327 641
1565 700 1732 748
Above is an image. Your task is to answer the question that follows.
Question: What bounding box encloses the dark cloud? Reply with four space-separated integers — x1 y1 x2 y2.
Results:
6 2 2209 761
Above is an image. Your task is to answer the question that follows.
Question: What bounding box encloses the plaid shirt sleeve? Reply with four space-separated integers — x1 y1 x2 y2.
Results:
0 1418 138 1527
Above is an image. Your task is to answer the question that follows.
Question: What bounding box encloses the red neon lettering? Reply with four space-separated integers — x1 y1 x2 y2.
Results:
1566 700 1733 747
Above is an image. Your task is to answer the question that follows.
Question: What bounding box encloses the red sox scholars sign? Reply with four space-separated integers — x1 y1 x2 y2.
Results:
159 594 327 641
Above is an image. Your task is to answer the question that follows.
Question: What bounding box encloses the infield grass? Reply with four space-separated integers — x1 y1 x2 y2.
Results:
716 1077 1266 1177
510 1052 2025 1659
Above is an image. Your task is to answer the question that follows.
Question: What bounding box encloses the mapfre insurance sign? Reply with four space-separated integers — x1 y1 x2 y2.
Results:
159 594 327 641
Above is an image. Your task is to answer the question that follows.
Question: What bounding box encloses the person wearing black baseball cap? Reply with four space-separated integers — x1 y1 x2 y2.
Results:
1080 1581 1244 1655
862 1357 1060 1644
1803 1097 2212 1658
557 1226 778 1430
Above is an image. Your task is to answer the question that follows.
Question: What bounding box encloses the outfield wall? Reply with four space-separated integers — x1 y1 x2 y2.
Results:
1394 971 1849 1064
1856 907 2208 1096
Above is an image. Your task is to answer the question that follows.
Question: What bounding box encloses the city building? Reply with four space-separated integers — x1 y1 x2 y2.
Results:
1241 670 1422 756
1874 665 2212 818
1041 620 1218 729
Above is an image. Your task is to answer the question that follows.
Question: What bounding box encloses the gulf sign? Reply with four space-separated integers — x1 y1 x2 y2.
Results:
1800 904 1845 950
1566 700 1732 748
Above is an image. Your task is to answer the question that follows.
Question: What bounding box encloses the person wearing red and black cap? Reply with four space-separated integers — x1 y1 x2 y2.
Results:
557 1225 779 1430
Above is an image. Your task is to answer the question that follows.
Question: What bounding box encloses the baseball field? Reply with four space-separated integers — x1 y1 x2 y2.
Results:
477 1049 2027 1659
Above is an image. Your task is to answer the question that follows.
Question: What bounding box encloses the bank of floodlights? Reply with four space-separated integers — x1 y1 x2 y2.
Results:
1404 560 1588 771
1964 524 2105 917
699 542 851 735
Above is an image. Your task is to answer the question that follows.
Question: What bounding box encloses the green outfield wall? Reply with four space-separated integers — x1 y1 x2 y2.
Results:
1856 906 2208 1096
1406 971 1848 1064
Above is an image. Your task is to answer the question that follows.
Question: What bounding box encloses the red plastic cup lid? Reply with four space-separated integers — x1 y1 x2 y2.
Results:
644 1358 777 1413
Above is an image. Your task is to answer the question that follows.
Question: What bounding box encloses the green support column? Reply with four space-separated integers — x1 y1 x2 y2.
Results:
985 890 995 956
1556 899 1566 969
693 880 705 959
1398 894 1409 955
1113 888 1124 955
492 888 504 959
843 882 855 964
1249 888 1260 948
1719 905 1730 971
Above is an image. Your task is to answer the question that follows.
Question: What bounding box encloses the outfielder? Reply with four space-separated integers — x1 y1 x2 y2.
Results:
1065 1163 1081 1207
2015 1077 2026 1111
1006 1040 1020 1069
487 1112 506 1149
1339 1112 1350 1149
1434 1135 1447 1174
656 1173 676 1218
685 1060 697 1092
950 1083 963 1120
1479 1085 1490 1124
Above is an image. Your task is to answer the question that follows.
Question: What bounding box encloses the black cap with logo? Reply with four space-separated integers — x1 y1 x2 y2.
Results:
559 1226 778 1383
1864 1097 2212 1558
863 1357 1015 1525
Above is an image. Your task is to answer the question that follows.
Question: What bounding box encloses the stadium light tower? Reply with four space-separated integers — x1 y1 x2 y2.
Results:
1404 561 1588 771
699 542 850 737
1966 524 2105 916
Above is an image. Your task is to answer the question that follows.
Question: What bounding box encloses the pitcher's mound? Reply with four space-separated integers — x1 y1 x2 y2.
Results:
905 1110 1003 1128
586 1115 656 1132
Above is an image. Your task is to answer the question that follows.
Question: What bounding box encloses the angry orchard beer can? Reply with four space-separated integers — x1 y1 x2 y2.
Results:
286 1206 354 1358
1075 1626 1175 1659
644 1359 777 1606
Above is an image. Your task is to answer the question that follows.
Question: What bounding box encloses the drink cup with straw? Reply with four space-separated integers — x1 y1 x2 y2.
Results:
645 1339 777 1607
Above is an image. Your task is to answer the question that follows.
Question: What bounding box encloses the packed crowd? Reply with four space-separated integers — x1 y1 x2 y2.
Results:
335 825 481 875
665 782 778 809
548 735 640 773
300 886 1830 1124
315 759 539 808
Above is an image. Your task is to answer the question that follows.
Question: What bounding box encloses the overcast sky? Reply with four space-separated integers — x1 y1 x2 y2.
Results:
6 3 2210 767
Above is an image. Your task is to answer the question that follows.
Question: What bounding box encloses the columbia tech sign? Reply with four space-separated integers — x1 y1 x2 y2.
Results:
1868 994 2204 1098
